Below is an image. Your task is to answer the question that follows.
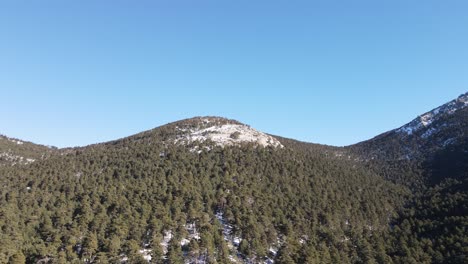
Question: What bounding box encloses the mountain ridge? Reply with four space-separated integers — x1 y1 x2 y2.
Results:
344 92 468 187
396 92 468 136
0 94 466 263
2 92 467 152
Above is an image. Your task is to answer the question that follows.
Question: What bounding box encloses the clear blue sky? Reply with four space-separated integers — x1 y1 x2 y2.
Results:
1 0 467 147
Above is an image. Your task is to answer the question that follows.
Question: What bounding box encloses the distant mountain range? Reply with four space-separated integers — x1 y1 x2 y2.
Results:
0 92 466 264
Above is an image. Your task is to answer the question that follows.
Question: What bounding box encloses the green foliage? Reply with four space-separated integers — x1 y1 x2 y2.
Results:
387 179 468 264
0 116 465 263
8 252 26 264
167 237 184 263
0 135 56 166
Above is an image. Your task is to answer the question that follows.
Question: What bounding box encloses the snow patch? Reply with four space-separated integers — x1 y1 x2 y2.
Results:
139 249 152 261
180 238 190 246
215 211 243 261
7 138 23 145
161 230 173 254
421 127 437 139
233 237 241 247
0 152 35 165
268 247 278 256
396 125 416 135
215 211 278 263
186 222 200 240
340 236 350 242
420 113 434 127
396 92 468 136
175 124 283 148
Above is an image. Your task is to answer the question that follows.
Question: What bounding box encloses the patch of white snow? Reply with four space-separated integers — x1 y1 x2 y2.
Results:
396 92 468 136
175 124 283 148
421 127 437 139
160 230 173 254
139 249 152 261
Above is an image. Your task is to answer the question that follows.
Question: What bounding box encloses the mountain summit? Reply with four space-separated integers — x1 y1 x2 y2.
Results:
171 117 283 148
114 116 284 150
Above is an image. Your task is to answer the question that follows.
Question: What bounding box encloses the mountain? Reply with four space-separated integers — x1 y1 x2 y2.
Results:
348 92 468 187
0 94 466 264
107 116 283 149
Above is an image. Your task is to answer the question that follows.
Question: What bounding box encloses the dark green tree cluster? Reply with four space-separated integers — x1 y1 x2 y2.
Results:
386 178 467 264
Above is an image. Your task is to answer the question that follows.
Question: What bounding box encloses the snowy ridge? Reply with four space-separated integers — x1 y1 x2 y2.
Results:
173 120 283 149
396 92 468 136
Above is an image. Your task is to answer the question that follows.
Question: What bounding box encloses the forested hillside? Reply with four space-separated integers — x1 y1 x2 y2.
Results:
0 119 410 263
348 93 468 188
0 92 467 264
387 178 467 263
0 135 56 166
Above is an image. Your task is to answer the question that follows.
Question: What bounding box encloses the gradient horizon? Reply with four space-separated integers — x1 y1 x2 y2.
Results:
1 0 467 148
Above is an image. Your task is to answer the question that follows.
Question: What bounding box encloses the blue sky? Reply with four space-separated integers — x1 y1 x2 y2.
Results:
1 0 467 147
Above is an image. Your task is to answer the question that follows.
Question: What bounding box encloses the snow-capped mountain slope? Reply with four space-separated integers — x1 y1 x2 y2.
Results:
348 92 468 186
174 122 283 148
351 92 468 157
396 92 468 136
391 92 468 150
117 116 284 150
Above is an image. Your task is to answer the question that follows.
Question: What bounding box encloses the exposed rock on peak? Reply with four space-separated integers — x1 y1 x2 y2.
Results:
172 117 283 148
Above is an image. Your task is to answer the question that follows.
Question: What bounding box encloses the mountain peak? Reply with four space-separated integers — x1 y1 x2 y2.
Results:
170 116 283 149
173 116 242 127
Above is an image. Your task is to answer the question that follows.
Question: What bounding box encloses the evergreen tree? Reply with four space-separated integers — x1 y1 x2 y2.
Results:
8 252 26 264
166 238 183 264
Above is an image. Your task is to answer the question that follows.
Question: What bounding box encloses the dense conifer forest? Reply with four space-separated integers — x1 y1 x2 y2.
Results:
0 93 467 264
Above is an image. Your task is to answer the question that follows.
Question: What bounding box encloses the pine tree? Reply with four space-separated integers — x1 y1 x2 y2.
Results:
275 244 295 264
151 235 165 264
167 238 183 264
83 232 99 261
8 252 26 264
